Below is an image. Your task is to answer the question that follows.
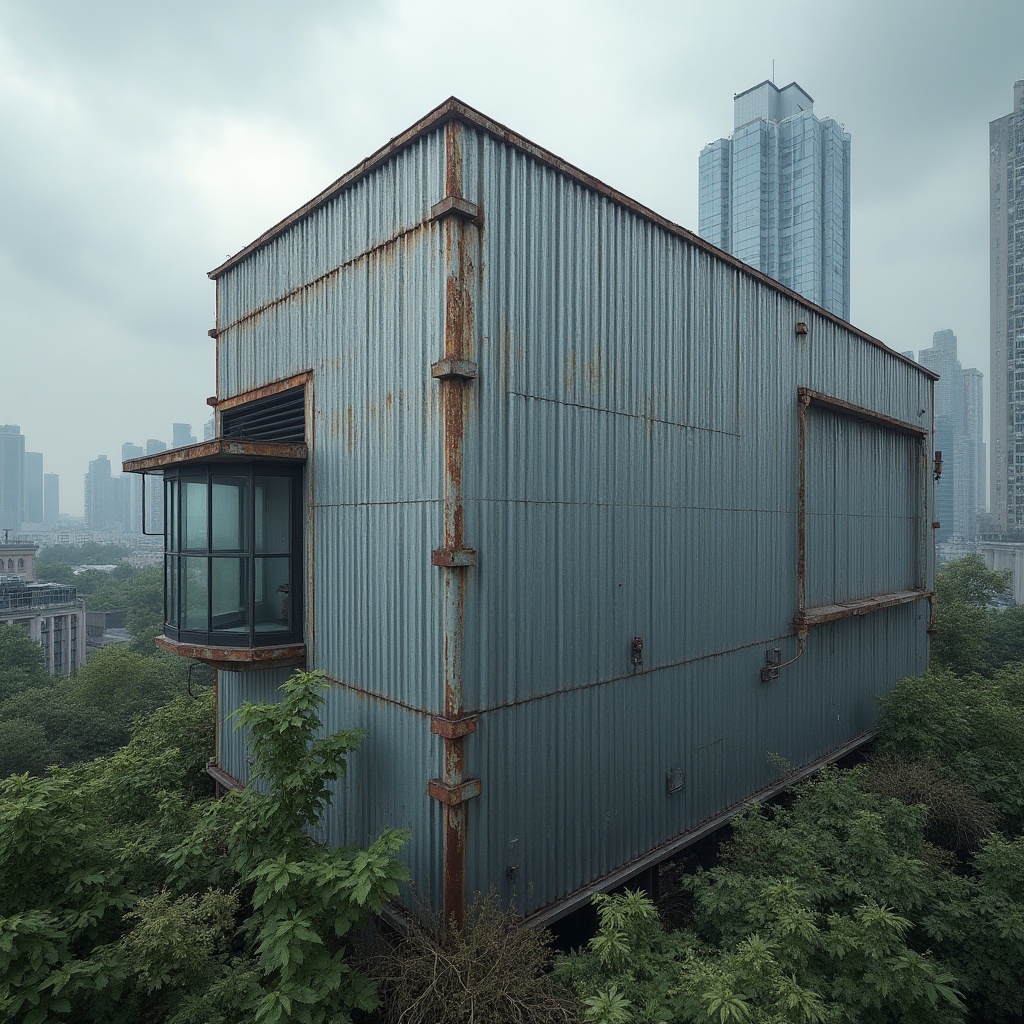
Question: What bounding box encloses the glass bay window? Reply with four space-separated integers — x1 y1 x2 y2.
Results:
164 464 302 647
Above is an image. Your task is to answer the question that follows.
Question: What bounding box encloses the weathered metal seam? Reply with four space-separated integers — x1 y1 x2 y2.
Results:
208 98 936 382
508 390 744 437
522 731 878 929
217 220 433 336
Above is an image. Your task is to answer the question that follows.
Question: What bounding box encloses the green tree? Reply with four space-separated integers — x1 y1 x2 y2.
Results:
931 556 1015 675
163 670 410 1024
0 624 51 701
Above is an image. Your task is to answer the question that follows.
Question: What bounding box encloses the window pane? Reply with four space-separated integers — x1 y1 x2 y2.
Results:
211 557 248 632
255 477 291 554
181 556 208 632
166 480 178 551
165 555 178 628
182 481 208 550
212 478 248 551
254 557 291 633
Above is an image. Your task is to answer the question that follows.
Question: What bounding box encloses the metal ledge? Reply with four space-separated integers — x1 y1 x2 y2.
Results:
796 589 930 627
154 635 306 670
123 439 307 474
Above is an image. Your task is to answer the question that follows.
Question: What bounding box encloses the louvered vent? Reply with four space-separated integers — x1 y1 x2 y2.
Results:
221 387 305 442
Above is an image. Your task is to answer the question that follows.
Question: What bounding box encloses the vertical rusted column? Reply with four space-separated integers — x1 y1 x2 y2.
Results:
428 119 482 926
796 391 810 619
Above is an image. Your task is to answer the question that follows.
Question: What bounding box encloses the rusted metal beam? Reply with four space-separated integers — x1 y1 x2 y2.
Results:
430 196 480 222
154 635 306 670
123 439 307 474
428 778 482 805
795 589 930 627
798 387 927 437
431 715 478 739
216 371 314 412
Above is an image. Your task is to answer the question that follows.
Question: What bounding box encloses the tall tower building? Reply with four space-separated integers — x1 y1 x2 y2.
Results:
43 473 59 526
121 442 144 534
0 425 25 534
990 81 1024 533
23 452 44 526
145 439 167 532
172 423 196 448
918 330 986 544
699 80 851 320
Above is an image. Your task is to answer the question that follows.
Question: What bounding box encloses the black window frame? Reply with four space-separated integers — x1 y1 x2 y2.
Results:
162 463 304 648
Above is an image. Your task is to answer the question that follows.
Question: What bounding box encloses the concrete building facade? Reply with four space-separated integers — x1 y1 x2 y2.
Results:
0 542 85 675
990 81 1024 532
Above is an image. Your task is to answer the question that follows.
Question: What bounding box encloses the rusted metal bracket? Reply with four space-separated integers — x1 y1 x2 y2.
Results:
432 547 476 567
428 778 482 805
430 196 480 222
208 328 219 339
431 715 478 738
431 358 478 381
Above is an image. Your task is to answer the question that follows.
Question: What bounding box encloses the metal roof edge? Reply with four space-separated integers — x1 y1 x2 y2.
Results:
208 97 933 381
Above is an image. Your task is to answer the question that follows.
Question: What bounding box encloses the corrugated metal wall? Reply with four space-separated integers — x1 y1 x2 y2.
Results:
211 110 933 923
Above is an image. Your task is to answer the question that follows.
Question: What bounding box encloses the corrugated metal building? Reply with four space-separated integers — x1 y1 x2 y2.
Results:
126 98 936 925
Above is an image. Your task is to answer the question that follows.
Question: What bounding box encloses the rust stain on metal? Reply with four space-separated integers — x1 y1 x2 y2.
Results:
445 120 463 200
216 222 430 338
796 589 930 627
798 387 926 438
155 635 306 670
346 406 356 453
797 392 808 616
217 371 314 412
431 714 478 738
124 439 307 474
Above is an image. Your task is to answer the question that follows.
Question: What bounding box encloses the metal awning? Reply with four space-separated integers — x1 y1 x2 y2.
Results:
122 439 307 474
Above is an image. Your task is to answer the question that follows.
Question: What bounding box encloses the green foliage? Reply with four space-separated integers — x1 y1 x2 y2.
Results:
558 772 973 1023
367 890 580 1024
162 669 410 1023
931 556 1024 676
874 667 1024 830
0 624 51 703
36 542 131 567
1 668 405 1023
0 772 133 1022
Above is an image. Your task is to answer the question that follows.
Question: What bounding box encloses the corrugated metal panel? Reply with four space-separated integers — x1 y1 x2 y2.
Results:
215 131 447 333
218 669 444 908
465 601 929 917
211 114 933 924
805 407 921 606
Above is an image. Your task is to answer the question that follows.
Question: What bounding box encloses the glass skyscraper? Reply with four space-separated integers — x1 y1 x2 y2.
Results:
699 81 851 321
990 81 1024 533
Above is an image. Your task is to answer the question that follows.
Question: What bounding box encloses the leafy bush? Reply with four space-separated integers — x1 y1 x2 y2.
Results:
874 667 1024 831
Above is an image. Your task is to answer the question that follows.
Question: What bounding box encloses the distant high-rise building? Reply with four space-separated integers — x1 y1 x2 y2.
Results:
203 416 215 441
122 443 145 534
0 425 25 533
172 423 196 448
699 80 851 320
84 456 124 531
23 452 43 526
963 368 987 535
990 81 1024 532
145 439 167 532
43 473 59 526
918 330 985 543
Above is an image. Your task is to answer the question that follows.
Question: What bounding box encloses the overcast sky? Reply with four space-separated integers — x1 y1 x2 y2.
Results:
1 0 1021 515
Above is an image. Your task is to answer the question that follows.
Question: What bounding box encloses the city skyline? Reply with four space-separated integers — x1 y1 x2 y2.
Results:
1 1 1022 508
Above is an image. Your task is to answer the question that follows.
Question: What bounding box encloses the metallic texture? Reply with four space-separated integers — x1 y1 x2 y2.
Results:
208 102 935 925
